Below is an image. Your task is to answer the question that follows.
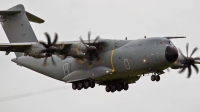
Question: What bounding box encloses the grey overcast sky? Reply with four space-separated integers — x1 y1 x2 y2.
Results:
0 0 200 112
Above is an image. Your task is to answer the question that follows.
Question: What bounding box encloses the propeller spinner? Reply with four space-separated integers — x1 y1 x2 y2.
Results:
179 43 200 78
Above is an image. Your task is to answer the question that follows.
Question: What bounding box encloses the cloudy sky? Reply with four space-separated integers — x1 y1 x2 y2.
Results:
0 0 200 112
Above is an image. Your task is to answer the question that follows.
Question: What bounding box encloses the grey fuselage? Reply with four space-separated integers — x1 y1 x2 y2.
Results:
12 37 176 85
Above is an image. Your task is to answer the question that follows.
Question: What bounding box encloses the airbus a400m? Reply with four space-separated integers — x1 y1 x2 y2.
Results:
0 4 199 93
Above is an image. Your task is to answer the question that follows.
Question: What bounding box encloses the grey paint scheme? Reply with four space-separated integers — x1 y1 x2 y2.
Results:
11 37 173 85
0 4 178 85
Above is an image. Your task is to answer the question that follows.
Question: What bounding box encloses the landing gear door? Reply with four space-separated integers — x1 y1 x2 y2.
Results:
63 63 71 76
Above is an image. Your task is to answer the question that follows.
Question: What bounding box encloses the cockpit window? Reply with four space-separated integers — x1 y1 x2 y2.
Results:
154 41 164 46
169 41 174 46
163 40 174 46
154 40 174 46
163 40 170 45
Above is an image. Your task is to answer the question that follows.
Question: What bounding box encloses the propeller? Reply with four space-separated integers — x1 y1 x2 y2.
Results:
39 32 63 67
79 31 100 66
179 43 200 78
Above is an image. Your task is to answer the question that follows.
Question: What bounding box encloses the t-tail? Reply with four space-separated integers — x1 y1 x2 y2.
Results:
0 4 44 57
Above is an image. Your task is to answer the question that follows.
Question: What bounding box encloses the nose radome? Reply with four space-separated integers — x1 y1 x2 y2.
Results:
165 46 178 63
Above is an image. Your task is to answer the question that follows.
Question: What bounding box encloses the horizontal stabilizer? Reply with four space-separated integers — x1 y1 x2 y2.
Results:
0 10 21 16
26 11 44 23
0 6 44 23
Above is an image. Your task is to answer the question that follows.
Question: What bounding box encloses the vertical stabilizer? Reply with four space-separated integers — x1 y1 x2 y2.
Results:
0 4 44 57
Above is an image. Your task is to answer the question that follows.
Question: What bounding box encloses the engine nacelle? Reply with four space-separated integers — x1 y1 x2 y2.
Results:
170 54 184 69
27 52 46 58
25 43 88 59
65 43 87 57
24 43 46 58
170 62 183 69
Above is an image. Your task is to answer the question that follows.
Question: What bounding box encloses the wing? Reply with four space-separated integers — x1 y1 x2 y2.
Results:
54 40 99 56
0 43 32 53
55 40 98 46
163 36 186 39
0 40 98 55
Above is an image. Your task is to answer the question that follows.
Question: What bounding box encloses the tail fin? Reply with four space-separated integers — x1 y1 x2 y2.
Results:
0 4 44 57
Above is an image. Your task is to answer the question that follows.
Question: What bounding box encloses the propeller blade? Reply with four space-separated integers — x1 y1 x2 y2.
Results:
190 47 198 57
186 43 189 57
60 42 65 50
39 32 61 67
45 33 51 46
51 56 56 66
188 65 192 78
52 33 58 45
179 43 200 78
39 42 48 48
88 53 93 66
192 64 199 73
94 51 100 61
195 61 200 64
93 36 100 44
43 57 47 67
79 31 101 67
194 57 200 61
80 36 89 48
179 49 187 59
179 66 186 73
88 54 93 62
88 31 91 44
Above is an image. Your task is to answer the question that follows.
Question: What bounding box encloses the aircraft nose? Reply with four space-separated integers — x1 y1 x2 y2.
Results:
165 46 178 63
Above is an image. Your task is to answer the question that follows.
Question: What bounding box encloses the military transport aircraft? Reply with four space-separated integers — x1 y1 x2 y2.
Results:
0 4 200 93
